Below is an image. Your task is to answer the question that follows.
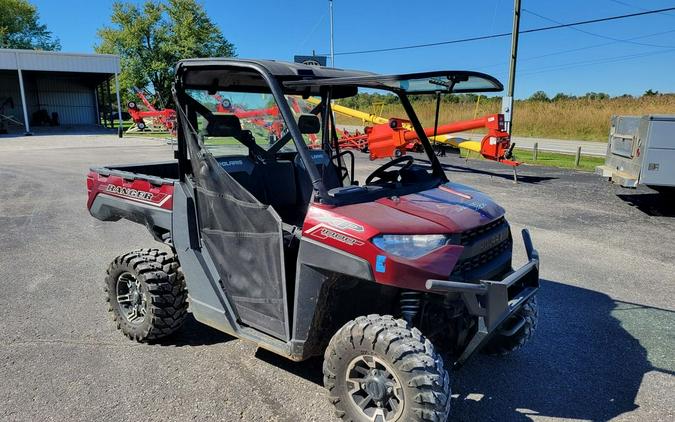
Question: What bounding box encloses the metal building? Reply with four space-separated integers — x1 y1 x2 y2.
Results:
0 49 122 135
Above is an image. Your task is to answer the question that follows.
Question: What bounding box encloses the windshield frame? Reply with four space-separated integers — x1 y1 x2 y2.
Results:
173 62 479 204
174 61 331 200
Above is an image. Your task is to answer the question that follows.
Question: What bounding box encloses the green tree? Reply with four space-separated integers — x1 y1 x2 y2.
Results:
528 91 550 102
552 92 574 102
643 89 659 97
583 92 610 100
96 0 236 106
0 0 60 50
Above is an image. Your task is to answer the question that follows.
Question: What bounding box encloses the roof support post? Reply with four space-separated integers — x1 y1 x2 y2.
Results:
93 86 100 126
114 72 123 138
15 53 31 135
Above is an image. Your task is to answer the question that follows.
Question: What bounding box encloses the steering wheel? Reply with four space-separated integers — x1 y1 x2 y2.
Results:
365 155 414 185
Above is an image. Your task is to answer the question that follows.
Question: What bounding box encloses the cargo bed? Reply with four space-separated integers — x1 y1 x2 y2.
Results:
87 160 178 241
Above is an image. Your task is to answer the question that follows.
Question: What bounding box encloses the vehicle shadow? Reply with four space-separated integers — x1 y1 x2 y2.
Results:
451 279 661 421
414 156 558 185
255 348 325 385
157 313 235 347
0 125 117 138
206 279 665 421
617 192 675 217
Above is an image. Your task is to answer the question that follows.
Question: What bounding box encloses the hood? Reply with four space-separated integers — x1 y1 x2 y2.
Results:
374 182 505 233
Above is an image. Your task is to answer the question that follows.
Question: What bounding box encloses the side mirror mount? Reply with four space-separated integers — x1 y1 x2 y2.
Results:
298 114 320 134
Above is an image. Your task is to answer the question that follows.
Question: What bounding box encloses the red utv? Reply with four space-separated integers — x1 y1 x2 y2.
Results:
87 59 540 422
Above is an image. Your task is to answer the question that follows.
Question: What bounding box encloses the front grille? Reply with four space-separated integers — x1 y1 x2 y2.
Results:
451 217 512 280
459 216 507 246
452 239 511 275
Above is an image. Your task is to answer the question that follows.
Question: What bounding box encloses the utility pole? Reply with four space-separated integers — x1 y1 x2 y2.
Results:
329 0 335 67
502 0 521 134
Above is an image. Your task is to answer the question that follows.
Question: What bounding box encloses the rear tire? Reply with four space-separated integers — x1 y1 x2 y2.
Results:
482 295 538 356
105 249 188 342
323 314 451 422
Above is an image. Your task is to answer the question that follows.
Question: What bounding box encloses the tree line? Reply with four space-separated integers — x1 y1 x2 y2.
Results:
2 0 235 107
337 90 673 110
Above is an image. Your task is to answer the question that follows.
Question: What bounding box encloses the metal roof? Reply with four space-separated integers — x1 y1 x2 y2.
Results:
0 49 120 74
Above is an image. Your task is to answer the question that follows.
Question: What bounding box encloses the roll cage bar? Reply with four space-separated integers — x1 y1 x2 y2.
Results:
171 61 499 203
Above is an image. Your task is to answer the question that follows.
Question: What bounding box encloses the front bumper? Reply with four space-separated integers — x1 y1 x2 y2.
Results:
425 229 540 366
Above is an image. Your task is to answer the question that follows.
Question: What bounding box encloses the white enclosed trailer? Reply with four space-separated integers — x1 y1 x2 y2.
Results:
596 115 675 192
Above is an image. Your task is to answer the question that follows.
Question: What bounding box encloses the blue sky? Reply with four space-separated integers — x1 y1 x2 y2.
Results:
31 0 675 98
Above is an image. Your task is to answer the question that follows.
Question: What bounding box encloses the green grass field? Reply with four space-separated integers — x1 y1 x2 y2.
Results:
460 147 605 172
336 95 675 141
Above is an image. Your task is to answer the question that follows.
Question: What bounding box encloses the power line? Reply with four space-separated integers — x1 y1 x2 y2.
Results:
478 47 675 81
518 48 675 76
297 11 327 50
523 8 675 49
325 6 675 56
475 28 675 70
608 0 675 18
609 0 646 10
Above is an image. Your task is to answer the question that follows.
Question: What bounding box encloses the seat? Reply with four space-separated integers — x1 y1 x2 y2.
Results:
215 156 265 200
204 113 243 137
260 160 300 224
293 150 342 211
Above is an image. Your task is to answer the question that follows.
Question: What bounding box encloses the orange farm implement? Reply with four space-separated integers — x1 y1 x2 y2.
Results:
127 88 177 135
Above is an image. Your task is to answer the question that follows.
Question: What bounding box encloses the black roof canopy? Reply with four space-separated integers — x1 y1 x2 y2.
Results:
175 59 502 97
283 70 503 94
176 58 374 79
175 58 374 98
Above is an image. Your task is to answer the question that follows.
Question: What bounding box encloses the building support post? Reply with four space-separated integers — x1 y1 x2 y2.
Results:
105 77 112 129
100 85 108 128
94 86 100 126
16 63 31 135
114 73 123 137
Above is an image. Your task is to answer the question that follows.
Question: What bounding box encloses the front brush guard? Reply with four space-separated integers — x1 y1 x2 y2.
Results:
426 229 540 367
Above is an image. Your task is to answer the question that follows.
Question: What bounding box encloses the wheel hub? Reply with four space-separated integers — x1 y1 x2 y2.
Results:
346 355 404 421
116 272 147 324
363 372 389 401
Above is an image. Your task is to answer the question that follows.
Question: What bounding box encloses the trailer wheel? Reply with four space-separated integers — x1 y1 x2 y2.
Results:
127 101 137 109
482 295 538 356
323 315 451 422
104 249 188 342
136 121 146 130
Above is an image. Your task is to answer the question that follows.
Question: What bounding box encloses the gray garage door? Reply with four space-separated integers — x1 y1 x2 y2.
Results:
28 76 96 125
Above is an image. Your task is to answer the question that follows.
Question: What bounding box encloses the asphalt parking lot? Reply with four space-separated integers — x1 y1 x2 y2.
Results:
0 133 673 421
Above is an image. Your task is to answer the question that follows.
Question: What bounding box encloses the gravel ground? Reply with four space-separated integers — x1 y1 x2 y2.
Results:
0 133 673 422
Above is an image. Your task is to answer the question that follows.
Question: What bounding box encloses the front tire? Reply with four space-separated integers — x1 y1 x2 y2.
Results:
482 295 538 356
105 249 188 342
323 315 451 422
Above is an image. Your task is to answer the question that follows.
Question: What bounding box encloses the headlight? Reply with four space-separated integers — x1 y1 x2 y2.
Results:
372 234 449 259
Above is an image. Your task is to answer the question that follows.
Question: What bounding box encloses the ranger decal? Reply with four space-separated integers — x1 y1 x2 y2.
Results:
105 184 154 201
308 227 364 246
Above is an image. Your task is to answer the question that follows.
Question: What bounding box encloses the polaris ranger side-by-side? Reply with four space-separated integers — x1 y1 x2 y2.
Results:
87 59 540 422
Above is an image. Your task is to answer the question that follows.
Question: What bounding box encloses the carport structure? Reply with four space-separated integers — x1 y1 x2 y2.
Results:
0 49 122 135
